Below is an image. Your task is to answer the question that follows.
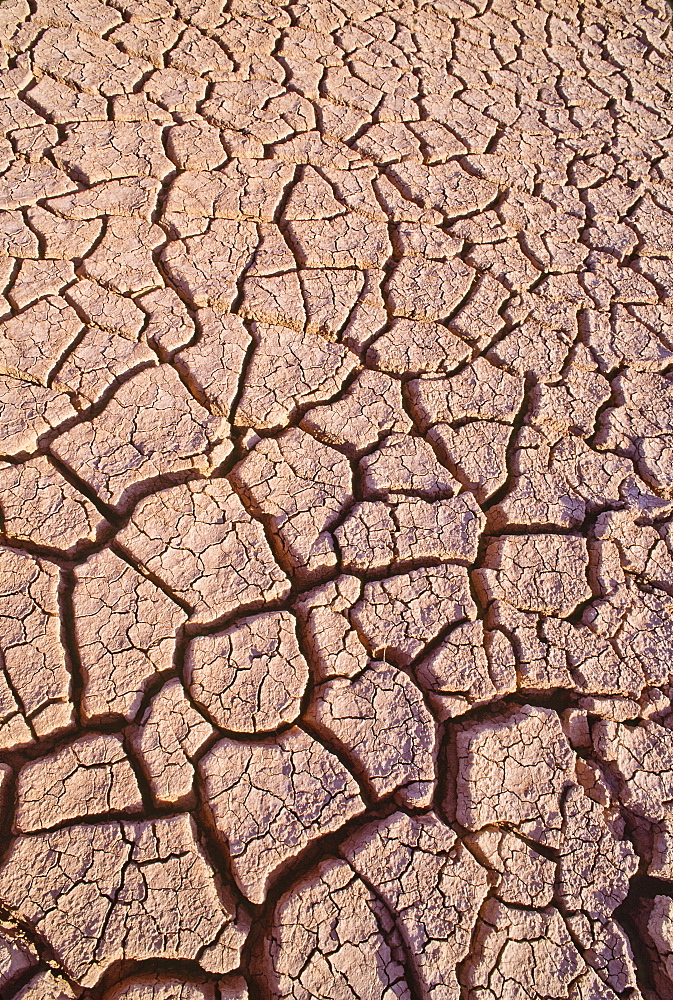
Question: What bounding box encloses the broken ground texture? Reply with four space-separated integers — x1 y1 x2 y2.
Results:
0 0 672 997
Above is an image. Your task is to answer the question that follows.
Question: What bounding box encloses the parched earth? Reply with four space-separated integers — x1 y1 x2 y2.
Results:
1 0 673 998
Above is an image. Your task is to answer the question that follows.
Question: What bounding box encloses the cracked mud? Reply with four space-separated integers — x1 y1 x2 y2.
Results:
0 0 672 998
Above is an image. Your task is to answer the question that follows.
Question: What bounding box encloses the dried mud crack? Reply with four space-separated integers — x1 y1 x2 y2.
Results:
0 0 672 997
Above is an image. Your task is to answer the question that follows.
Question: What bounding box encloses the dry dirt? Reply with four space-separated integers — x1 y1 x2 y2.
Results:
0 0 672 997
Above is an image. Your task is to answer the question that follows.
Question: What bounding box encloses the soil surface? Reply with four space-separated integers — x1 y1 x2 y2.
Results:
0 0 672 998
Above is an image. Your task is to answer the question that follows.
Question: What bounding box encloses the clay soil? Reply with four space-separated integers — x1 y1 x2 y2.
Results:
0 0 672 998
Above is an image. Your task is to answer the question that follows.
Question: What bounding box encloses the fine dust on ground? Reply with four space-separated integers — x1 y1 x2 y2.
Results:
0 0 671 998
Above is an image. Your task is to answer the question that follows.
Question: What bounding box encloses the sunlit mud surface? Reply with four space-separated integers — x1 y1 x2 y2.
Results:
0 0 672 997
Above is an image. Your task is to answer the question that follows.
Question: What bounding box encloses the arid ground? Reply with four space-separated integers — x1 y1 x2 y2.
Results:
0 0 672 997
